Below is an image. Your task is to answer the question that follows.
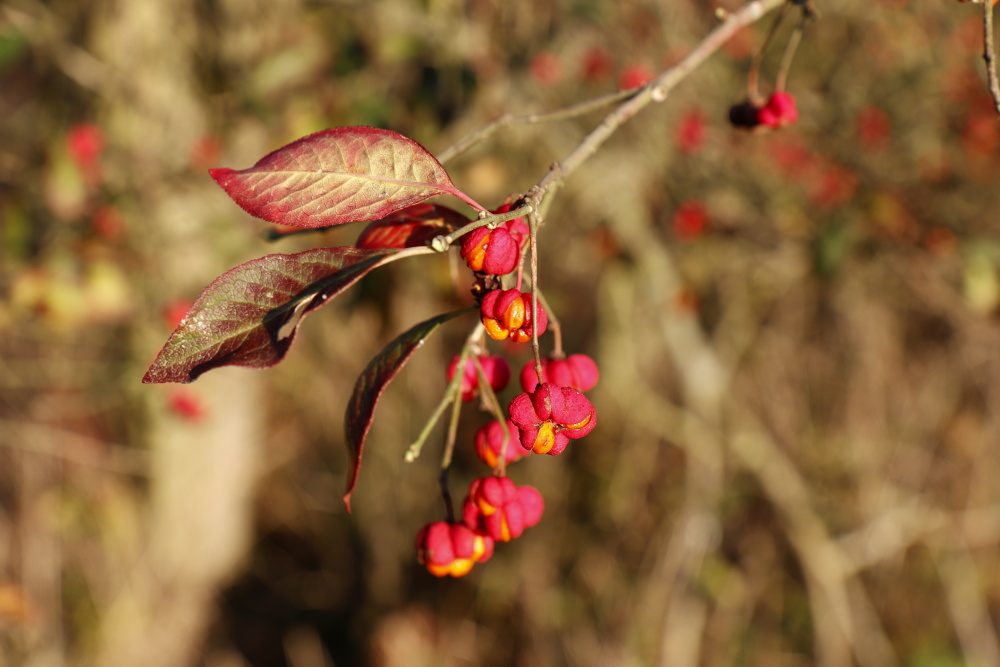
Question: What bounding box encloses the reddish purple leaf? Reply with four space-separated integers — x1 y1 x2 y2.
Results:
209 127 475 229
142 247 396 384
343 308 471 512
355 203 469 249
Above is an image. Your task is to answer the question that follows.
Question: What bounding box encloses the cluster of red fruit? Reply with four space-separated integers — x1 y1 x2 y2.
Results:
729 91 799 130
415 206 600 577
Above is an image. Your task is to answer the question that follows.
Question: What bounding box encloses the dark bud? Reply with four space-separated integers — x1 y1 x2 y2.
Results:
728 101 761 129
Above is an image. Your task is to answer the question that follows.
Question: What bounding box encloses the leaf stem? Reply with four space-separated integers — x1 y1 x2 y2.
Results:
404 321 483 462
441 365 465 473
404 384 458 463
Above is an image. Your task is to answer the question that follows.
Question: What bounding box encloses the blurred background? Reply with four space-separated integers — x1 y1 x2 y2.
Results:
3 0 1000 665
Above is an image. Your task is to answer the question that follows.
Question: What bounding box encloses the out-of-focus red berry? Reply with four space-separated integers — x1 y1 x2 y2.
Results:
676 109 707 154
446 355 511 402
581 47 614 82
416 521 493 577
758 92 799 129
164 299 194 331
618 64 655 90
91 205 125 240
474 419 528 468
530 51 563 86
672 201 708 241
519 354 599 393
189 135 222 170
508 383 596 455
856 107 892 149
67 124 104 170
480 289 547 343
167 387 207 422
962 114 998 157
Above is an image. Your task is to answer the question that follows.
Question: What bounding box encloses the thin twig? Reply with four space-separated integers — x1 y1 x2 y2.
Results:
534 0 787 200
472 357 512 476
775 10 808 93
430 204 533 252
528 209 544 381
749 1 789 103
437 88 641 164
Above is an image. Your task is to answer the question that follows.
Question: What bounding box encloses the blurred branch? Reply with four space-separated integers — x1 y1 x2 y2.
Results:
984 0 1000 113
0 419 148 475
934 546 1000 667
436 88 639 164
533 0 786 201
2 2 110 92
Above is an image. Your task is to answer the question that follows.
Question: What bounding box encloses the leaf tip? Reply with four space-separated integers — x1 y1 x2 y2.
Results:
342 492 353 514
208 167 235 184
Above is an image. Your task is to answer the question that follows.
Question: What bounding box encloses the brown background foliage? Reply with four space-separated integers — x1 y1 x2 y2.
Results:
2 1 1000 666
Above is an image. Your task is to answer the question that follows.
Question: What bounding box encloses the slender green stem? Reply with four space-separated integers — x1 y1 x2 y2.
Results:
404 321 483 462
441 369 465 473
404 385 458 463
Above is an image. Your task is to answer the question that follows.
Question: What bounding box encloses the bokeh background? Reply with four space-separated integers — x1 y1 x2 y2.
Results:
3 0 1000 665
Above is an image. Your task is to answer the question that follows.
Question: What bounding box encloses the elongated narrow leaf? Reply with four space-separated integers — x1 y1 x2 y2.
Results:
143 247 396 384
355 203 469 249
343 309 471 512
210 127 462 229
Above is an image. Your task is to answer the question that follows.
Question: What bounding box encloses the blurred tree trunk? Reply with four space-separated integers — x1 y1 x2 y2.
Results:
86 1 263 666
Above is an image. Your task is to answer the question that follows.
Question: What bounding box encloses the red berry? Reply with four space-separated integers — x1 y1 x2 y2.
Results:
672 201 708 241
530 51 563 86
581 47 614 82
416 521 492 577
481 289 547 343
758 92 799 129
508 383 596 455
460 226 520 275
519 354 600 393
676 109 707 154
447 355 511 402
462 477 544 543
618 64 655 90
66 123 104 170
474 419 528 467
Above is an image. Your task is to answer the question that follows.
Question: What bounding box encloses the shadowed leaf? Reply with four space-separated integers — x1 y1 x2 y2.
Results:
355 203 469 249
209 126 475 229
142 247 396 384
343 308 472 512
